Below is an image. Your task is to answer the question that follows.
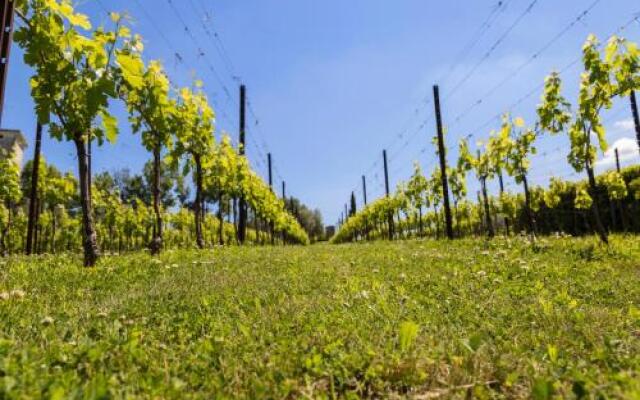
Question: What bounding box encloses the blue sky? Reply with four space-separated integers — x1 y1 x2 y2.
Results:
4 0 640 225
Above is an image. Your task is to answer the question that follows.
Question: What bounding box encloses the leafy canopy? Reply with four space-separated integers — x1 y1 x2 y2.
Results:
14 1 135 144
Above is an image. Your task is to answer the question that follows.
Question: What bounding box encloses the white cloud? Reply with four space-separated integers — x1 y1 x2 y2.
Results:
613 119 635 132
595 137 639 170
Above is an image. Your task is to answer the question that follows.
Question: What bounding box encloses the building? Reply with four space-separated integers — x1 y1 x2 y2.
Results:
0 129 27 167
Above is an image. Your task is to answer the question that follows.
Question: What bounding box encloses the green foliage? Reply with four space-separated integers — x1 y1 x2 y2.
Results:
398 321 419 352
499 192 519 221
12 1 309 252
117 51 173 154
598 171 628 201
169 86 215 170
0 152 21 205
448 165 467 204
538 34 639 173
629 177 640 200
405 163 429 210
334 161 640 243
537 72 571 134
502 115 538 184
458 138 494 181
574 185 593 210
14 0 129 145
544 178 567 209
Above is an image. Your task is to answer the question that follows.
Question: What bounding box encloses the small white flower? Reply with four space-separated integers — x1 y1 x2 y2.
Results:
10 289 25 299
0 292 9 301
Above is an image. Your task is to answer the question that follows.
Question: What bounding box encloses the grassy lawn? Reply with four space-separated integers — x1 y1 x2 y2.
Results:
1 236 640 398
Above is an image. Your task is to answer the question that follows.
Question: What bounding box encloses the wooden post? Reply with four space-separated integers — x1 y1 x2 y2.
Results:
87 135 92 204
0 0 15 126
478 151 495 238
362 175 370 239
268 153 275 244
350 192 356 216
281 180 286 244
26 123 42 255
238 85 247 243
267 153 273 189
476 190 484 236
282 181 286 204
433 85 454 240
383 150 390 196
631 91 640 155
362 175 368 206
383 149 394 240
610 149 621 232
498 169 510 236
613 148 627 232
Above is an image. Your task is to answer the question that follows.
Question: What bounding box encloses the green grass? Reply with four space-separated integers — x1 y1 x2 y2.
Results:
1 236 640 399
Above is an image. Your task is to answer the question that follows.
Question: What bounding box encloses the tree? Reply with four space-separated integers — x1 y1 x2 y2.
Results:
544 177 569 233
286 197 325 242
169 86 215 249
448 165 467 236
459 140 495 238
21 159 76 253
117 48 174 254
428 168 444 238
142 160 182 209
349 192 357 218
205 135 239 245
0 151 21 255
599 171 628 231
405 163 429 236
42 171 77 253
500 115 539 236
538 35 639 244
15 1 131 266
486 119 512 235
